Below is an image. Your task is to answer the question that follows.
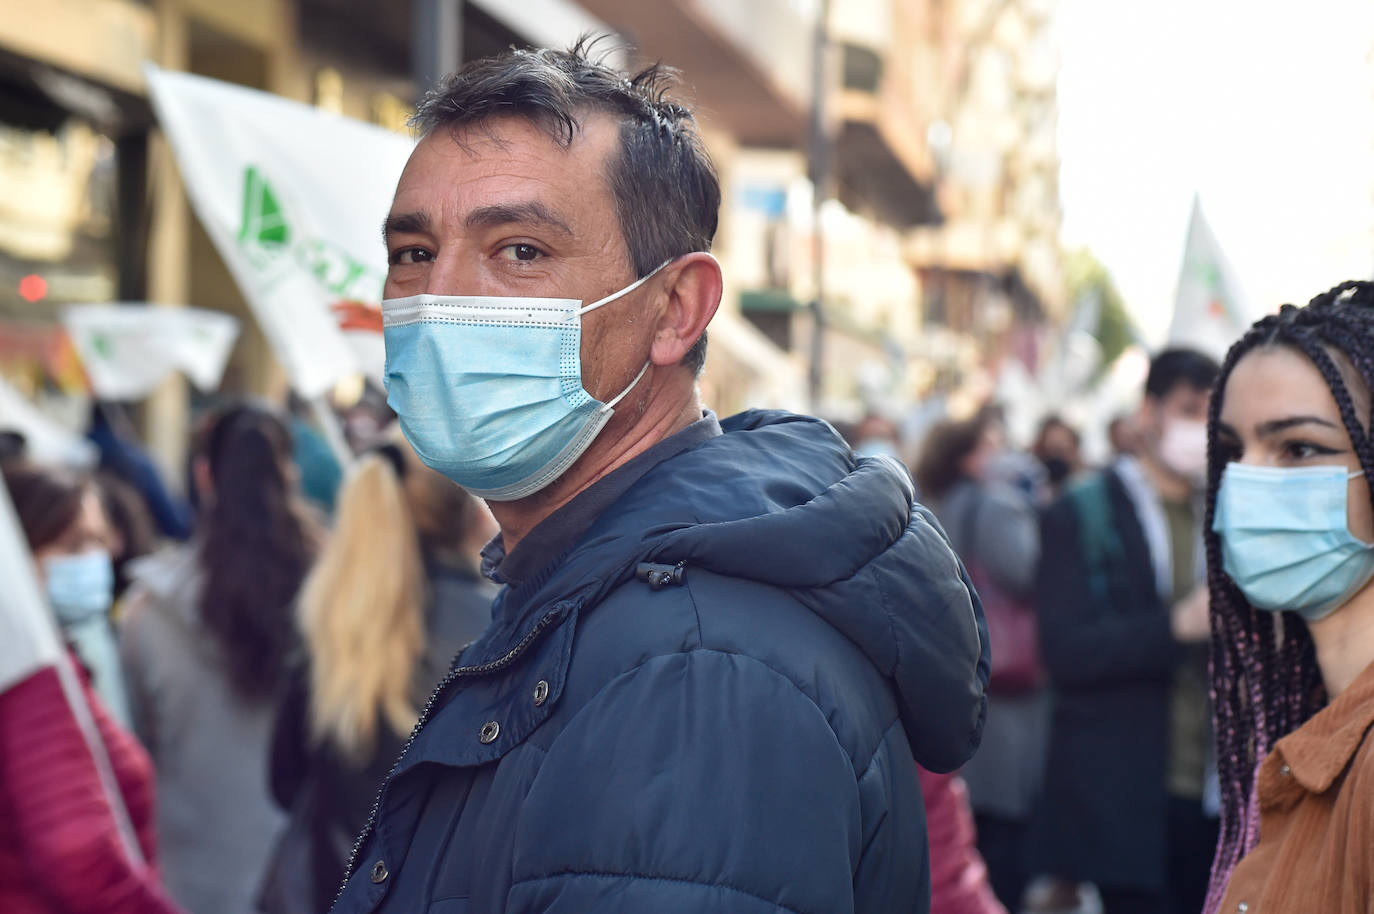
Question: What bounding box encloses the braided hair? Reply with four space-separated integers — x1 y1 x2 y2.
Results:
1204 280 1374 912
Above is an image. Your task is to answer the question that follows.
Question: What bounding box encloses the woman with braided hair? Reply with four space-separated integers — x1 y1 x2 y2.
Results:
1206 280 1374 913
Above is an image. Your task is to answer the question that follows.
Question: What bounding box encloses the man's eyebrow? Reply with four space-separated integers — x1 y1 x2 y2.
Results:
1255 415 1342 436
382 211 432 245
464 201 573 236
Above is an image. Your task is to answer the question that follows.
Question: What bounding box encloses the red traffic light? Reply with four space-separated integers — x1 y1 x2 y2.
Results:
18 274 47 303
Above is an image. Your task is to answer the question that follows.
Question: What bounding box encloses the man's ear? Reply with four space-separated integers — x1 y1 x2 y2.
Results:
649 253 722 367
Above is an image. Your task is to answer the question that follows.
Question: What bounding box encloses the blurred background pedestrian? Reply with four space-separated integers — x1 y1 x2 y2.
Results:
1033 349 1219 914
118 402 322 914
915 407 1047 913
0 461 183 914
260 440 494 913
5 463 131 726
1032 415 1084 499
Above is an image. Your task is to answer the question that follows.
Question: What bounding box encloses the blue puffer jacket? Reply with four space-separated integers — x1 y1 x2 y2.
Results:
331 410 989 914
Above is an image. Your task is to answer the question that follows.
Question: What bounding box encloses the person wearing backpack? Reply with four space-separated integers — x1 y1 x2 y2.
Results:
1032 349 1220 914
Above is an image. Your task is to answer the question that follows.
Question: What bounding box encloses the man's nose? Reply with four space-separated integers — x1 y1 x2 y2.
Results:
424 250 473 296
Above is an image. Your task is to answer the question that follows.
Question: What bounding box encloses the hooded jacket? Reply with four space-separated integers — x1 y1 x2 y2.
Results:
330 410 988 914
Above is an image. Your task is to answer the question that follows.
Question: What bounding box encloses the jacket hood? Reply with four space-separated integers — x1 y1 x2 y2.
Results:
495 409 989 772
125 544 202 622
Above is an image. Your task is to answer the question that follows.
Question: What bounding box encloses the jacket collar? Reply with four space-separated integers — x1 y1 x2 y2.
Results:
1266 657 1374 799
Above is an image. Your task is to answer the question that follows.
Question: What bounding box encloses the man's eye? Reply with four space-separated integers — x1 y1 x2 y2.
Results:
389 247 433 266
499 243 543 262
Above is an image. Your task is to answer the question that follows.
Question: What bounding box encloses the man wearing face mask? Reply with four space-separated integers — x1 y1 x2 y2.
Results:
330 40 989 914
1031 348 1220 914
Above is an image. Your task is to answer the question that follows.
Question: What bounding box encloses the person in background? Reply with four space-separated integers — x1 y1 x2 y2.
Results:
0 462 182 914
920 766 1008 914
852 412 904 460
1032 348 1219 914
4 463 132 727
119 402 322 914
1107 413 1142 459
286 393 344 515
1205 282 1374 913
95 471 159 603
916 410 1046 913
0 430 26 464
1032 415 1083 498
87 403 193 541
262 441 495 913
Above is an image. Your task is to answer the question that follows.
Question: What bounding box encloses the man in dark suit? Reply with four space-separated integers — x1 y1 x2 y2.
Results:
1033 348 1220 914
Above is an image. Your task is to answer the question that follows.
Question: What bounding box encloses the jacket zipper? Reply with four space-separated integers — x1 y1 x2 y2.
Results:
333 607 565 906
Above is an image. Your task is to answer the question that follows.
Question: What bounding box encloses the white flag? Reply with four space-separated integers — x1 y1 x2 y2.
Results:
1168 196 1254 360
144 65 413 396
0 477 62 693
63 303 239 400
0 376 97 468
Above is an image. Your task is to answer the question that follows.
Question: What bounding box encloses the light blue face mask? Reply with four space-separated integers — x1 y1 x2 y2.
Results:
42 549 132 726
1212 462 1374 621
381 262 668 501
43 549 115 624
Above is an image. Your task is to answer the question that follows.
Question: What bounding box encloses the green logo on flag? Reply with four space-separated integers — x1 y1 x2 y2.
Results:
234 164 384 299
239 165 290 250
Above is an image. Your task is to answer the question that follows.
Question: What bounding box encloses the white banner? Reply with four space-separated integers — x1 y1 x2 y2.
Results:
0 477 62 694
1168 196 1256 360
63 303 240 400
0 376 97 468
144 65 413 396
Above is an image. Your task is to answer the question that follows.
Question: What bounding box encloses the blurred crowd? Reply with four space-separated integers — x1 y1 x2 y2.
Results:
2 397 497 914
0 337 1222 914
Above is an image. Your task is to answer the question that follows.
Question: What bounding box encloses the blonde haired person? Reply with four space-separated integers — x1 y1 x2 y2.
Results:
260 442 495 914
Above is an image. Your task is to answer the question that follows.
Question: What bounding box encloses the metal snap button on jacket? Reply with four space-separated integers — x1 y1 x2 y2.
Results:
370 860 389 884
479 721 501 744
533 680 550 706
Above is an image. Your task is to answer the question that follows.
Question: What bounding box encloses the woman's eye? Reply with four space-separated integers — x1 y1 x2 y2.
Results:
1284 440 1337 461
389 247 433 266
498 243 544 262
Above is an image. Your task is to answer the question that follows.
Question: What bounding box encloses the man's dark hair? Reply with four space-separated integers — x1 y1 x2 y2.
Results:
411 36 720 375
1035 413 1080 448
1144 347 1220 400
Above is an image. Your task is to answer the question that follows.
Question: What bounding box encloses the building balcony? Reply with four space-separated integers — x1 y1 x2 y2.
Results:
832 40 940 229
578 0 813 147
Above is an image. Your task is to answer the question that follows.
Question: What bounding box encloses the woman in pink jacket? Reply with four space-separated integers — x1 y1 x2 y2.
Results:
0 462 181 914
920 766 1008 914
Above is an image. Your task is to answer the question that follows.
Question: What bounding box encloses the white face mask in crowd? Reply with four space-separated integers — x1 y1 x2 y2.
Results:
1158 418 1208 485
381 261 670 501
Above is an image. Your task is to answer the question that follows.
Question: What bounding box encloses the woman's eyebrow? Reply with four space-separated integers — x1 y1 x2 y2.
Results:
1254 416 1341 437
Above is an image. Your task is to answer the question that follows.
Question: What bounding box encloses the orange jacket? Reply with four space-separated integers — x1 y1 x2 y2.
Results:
1221 657 1374 913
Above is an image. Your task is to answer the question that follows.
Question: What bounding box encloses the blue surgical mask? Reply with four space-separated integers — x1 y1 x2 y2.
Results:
382 263 667 501
1212 463 1374 621
43 549 115 624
